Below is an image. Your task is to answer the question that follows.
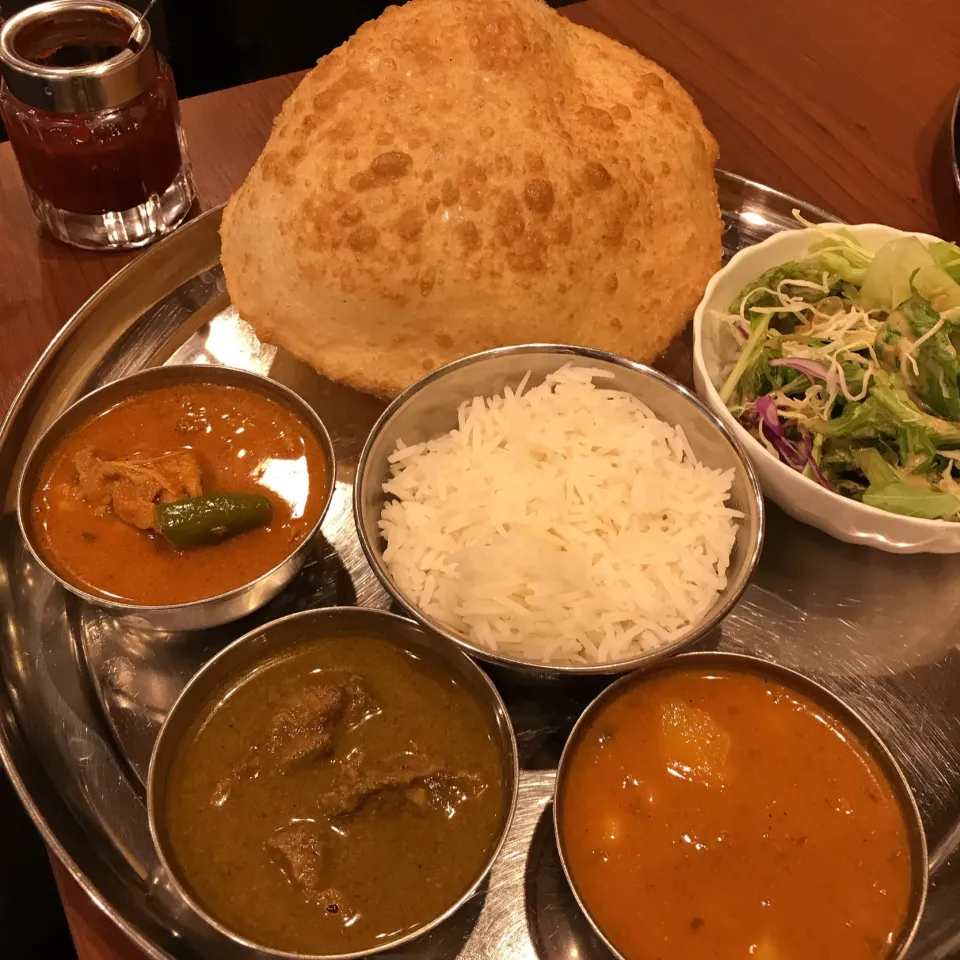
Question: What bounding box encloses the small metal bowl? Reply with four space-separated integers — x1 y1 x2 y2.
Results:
354 344 765 677
553 651 929 960
147 606 520 959
17 364 336 631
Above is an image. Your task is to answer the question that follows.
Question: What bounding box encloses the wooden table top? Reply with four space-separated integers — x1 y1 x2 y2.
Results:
2 1 959 957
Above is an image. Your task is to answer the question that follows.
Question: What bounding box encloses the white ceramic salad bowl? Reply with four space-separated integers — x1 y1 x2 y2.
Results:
693 222 960 554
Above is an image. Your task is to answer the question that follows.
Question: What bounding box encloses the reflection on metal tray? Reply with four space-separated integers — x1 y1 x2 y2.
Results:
1 170 959 960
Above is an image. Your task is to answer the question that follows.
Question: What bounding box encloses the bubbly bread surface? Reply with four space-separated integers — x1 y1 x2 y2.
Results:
221 0 722 397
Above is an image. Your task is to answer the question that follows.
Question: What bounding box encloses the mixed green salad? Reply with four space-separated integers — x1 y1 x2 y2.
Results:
717 224 960 520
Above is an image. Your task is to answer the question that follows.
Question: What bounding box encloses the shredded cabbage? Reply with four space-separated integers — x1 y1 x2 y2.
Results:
716 229 960 519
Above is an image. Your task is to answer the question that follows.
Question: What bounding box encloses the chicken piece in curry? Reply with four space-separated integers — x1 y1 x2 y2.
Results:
73 447 203 530
162 636 507 955
30 382 328 605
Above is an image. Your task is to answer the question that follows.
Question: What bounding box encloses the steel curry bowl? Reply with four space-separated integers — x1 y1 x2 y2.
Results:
17 363 336 631
553 651 929 960
354 344 765 677
147 606 520 959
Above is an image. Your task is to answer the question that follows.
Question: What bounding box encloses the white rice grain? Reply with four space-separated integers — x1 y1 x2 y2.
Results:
378 364 741 665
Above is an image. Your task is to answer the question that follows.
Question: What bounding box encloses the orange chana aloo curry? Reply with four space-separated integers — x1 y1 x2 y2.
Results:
559 664 914 960
31 382 328 605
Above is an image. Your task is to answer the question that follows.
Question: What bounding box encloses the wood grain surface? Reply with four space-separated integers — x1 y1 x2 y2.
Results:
0 72 302 416
1 1 959 957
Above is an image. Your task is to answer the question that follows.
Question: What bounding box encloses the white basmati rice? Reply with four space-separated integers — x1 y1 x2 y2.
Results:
378 364 742 665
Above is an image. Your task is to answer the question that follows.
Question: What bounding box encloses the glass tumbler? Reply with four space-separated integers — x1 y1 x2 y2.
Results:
0 0 195 250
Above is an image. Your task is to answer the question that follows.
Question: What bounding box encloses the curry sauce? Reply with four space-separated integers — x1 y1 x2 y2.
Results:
162 635 506 955
559 665 914 960
31 382 328 605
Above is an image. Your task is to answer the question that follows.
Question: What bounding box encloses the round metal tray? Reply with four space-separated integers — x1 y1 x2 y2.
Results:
2 171 958 959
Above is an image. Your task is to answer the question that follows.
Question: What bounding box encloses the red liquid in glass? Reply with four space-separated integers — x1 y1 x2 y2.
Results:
1 61 184 215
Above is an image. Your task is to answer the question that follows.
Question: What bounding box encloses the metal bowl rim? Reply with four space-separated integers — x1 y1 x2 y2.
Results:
354 343 765 676
145 605 521 960
16 362 337 619
551 649 930 960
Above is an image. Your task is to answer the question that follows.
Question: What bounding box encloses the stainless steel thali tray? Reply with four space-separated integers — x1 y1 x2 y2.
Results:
3 170 960 959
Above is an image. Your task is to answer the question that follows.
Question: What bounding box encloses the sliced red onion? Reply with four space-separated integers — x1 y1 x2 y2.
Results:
755 395 807 471
769 357 829 382
806 449 835 490
754 395 835 490
735 322 749 339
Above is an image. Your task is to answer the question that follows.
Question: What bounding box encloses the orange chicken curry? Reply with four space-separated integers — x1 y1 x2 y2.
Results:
559 664 914 960
30 382 328 605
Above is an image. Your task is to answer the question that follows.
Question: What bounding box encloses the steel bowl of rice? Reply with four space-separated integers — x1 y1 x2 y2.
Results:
354 345 764 676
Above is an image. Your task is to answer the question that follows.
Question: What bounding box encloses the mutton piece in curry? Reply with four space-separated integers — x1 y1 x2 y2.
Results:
162 635 506 955
30 382 328 605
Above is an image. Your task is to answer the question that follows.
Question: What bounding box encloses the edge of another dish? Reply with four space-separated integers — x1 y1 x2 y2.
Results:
146 605 521 960
16 363 337 631
552 650 929 960
692 223 960 554
951 85 960 199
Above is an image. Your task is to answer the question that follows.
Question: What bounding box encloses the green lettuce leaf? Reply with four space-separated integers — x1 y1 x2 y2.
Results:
730 260 838 325
899 291 960 420
858 237 960 313
860 236 935 311
898 424 938 473
807 373 960 447
807 229 872 284
854 448 960 519
853 448 899 485
806 396 899 441
928 241 960 284
912 263 960 314
862 483 960 519
870 372 960 445
718 316 770 405
820 440 861 473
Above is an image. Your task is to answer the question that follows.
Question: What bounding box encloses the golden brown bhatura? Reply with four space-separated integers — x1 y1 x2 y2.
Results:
221 0 722 397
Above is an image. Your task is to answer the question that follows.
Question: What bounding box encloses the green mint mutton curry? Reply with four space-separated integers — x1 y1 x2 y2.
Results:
161 635 507 955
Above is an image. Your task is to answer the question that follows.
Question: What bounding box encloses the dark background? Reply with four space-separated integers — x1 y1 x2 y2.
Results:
144 1 400 98
0 0 402 140
0 0 401 96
